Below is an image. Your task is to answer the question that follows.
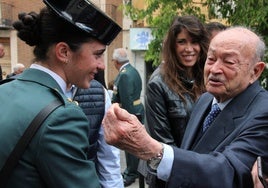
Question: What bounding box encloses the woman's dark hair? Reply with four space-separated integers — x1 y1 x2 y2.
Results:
160 15 209 101
12 7 93 62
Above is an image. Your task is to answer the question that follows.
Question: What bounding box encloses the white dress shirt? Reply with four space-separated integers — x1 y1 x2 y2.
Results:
96 89 124 188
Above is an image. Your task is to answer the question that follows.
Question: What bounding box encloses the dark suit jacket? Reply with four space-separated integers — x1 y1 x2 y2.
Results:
0 68 100 187
167 81 268 188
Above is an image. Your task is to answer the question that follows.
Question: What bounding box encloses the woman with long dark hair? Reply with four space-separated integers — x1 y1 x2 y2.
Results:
145 15 209 187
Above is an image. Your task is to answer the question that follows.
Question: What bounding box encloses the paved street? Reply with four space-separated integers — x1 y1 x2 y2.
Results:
120 150 148 188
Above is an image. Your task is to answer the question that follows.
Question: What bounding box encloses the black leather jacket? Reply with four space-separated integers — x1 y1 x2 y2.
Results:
145 71 195 147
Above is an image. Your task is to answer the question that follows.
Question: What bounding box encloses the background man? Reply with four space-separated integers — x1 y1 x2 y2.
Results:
111 48 144 187
6 63 25 78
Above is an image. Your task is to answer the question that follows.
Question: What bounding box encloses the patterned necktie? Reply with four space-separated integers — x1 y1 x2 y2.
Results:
202 103 221 132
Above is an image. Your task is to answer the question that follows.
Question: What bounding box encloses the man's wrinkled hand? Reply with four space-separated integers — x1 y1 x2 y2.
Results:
102 103 162 160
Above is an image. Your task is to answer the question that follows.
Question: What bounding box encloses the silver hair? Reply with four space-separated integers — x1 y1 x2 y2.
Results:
112 48 129 64
13 63 25 72
255 37 266 62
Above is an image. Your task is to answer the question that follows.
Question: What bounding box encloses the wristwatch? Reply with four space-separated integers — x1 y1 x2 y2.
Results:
147 143 164 171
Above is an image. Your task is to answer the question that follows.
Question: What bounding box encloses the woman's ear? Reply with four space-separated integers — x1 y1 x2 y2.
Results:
55 42 70 64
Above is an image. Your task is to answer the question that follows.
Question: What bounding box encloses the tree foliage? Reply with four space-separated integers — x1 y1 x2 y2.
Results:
123 0 268 88
204 0 268 88
123 0 205 67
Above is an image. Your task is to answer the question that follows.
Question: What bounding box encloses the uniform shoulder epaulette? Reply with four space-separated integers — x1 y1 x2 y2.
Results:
51 88 78 106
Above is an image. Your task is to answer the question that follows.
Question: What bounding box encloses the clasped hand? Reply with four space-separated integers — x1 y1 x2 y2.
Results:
102 103 162 160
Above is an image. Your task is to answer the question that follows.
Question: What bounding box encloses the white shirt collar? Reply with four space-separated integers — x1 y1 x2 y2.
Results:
119 62 129 72
212 97 232 110
30 63 70 96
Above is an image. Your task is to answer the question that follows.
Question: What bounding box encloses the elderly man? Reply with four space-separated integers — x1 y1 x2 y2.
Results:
103 27 268 188
111 48 144 186
6 63 25 78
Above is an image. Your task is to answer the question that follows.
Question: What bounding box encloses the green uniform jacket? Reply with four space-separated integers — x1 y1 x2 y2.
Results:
112 63 144 121
0 68 100 188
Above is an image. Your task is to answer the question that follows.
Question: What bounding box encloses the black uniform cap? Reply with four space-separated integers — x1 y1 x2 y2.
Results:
43 0 122 45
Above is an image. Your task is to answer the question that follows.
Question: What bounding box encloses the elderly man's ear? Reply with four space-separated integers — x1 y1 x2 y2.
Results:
250 62 265 84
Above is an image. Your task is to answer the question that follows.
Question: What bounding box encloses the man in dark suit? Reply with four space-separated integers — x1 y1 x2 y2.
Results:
103 27 268 188
111 48 144 186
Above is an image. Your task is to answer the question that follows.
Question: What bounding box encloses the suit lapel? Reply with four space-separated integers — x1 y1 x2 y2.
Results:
190 82 262 153
181 93 213 149
193 107 235 153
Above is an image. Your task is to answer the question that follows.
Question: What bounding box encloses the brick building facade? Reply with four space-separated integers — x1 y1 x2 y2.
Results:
0 0 124 86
